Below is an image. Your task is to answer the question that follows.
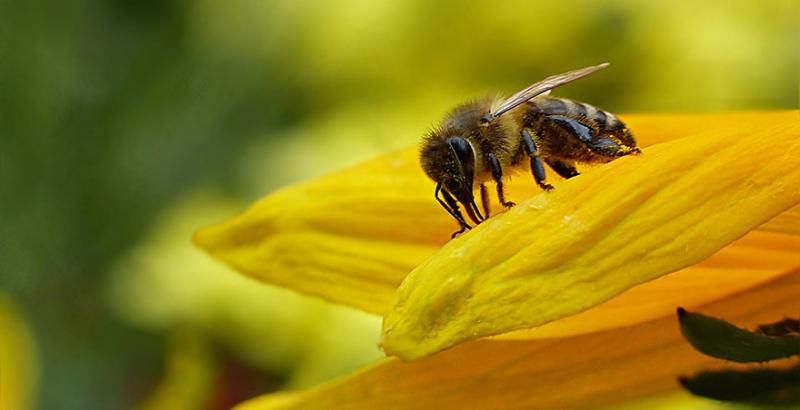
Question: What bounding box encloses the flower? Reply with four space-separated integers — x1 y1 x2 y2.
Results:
194 111 799 409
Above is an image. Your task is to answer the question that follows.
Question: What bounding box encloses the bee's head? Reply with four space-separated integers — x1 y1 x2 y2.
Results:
420 134 484 224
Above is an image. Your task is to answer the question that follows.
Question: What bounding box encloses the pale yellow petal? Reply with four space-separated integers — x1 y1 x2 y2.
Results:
194 112 798 314
236 270 800 410
382 116 800 359
193 147 442 314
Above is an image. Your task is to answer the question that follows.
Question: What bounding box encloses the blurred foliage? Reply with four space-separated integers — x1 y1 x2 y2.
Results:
107 190 382 389
0 0 796 409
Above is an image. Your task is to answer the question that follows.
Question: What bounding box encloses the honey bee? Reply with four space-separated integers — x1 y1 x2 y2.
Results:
420 63 640 237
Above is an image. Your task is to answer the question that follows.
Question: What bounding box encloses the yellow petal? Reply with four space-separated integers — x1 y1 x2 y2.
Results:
381 116 800 359
194 112 798 314
498 230 800 340
235 270 800 410
193 147 442 314
0 295 38 410
759 203 800 235
623 111 796 147
624 112 800 235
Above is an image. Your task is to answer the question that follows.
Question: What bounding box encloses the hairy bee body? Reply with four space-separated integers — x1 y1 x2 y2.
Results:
421 98 517 185
423 97 633 182
419 64 640 237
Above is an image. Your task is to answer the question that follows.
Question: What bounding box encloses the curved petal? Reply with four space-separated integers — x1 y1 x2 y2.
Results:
235 270 800 410
381 117 800 359
497 230 800 340
759 204 800 235
192 147 441 314
194 112 799 314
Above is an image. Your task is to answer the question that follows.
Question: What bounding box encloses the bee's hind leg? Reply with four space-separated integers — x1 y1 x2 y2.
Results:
545 159 579 179
521 129 554 191
488 153 515 208
589 138 640 158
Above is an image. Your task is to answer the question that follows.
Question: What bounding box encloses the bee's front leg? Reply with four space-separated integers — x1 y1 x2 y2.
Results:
521 129 554 191
487 153 516 208
435 182 472 237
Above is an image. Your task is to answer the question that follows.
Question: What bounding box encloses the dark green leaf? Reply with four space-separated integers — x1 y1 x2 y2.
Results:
677 308 800 362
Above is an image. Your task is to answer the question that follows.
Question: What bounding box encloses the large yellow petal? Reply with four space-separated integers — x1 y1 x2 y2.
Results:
759 203 800 235
194 112 798 315
381 117 800 359
235 270 800 410
499 230 800 340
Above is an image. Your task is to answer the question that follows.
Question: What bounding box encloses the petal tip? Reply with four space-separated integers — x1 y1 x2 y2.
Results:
191 224 220 252
379 327 437 361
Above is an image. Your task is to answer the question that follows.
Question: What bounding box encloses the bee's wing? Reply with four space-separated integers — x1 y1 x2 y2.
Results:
488 63 609 120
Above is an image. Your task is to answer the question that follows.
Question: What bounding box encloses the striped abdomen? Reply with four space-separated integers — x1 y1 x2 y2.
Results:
526 96 625 133
519 96 637 163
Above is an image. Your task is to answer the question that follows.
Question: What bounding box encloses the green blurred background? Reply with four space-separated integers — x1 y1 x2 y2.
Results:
0 0 797 409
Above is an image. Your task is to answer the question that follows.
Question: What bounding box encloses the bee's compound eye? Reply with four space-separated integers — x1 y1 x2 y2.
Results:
445 136 474 168
444 136 476 195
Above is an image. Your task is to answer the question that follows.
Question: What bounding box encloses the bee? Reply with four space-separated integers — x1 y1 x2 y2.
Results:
420 63 640 237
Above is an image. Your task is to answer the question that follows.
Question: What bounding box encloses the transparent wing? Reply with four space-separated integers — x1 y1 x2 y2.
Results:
487 62 609 121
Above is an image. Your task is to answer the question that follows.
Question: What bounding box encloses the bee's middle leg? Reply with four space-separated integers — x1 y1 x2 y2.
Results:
488 153 515 208
479 183 491 217
521 129 554 191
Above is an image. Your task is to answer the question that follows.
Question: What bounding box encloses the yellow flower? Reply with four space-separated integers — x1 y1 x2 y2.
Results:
194 111 799 409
